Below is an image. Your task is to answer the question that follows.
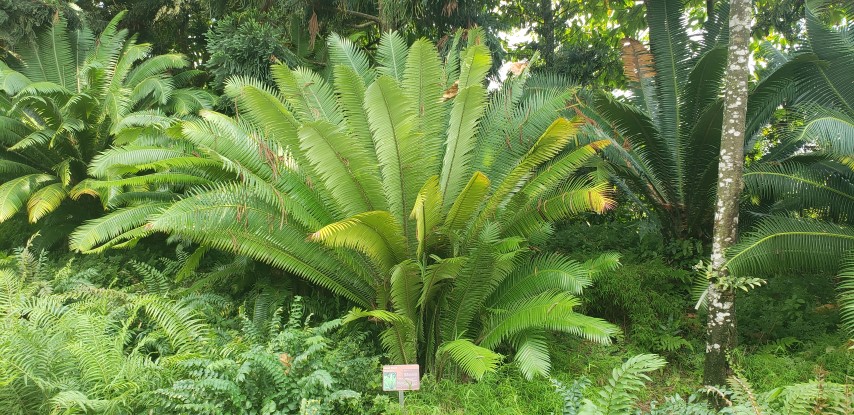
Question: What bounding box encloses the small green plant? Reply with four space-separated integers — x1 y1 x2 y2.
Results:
552 354 667 415
150 296 384 414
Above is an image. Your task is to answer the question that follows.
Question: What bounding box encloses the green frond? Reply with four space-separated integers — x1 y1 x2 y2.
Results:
592 354 667 415
223 75 302 154
647 0 691 200
125 54 189 88
838 254 854 338
130 76 175 106
148 194 371 305
442 222 505 337
182 110 282 183
133 294 209 353
364 75 422 230
166 88 216 116
444 171 490 233
77 172 211 191
376 32 409 82
272 65 343 125
726 217 854 277
390 260 422 324
418 257 464 309
489 253 594 307
26 182 67 223
796 8 854 113
511 331 551 380
594 95 676 202
14 81 72 98
299 120 379 215
0 160 40 177
17 14 76 88
69 203 167 252
505 180 615 237
88 146 196 178
436 339 502 381
477 118 580 229
327 33 375 85
0 68 32 95
343 308 416 363
518 139 609 202
402 39 446 170
411 176 443 257
456 40 491 90
581 252 622 280
0 174 56 222
109 110 175 135
480 291 617 349
440 83 486 208
682 46 727 128
310 211 407 272
744 161 854 221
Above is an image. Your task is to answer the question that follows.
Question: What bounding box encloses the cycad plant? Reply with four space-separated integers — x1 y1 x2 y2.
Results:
72 29 620 379
586 0 794 244
0 12 213 241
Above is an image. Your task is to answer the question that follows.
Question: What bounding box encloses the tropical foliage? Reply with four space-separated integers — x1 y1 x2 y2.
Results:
68 29 621 379
585 0 805 243
0 245 387 414
0 12 214 243
0 1 852 413
720 1 854 338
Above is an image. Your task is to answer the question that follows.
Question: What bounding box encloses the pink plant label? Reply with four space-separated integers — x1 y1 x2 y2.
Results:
382 364 420 391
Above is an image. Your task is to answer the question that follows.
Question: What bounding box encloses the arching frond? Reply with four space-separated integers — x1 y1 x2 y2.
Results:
69 203 167 252
310 211 407 272
0 174 56 222
436 339 501 381
26 182 67 223
511 331 551 380
726 217 854 277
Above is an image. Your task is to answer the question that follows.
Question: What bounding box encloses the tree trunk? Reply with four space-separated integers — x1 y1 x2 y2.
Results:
539 0 555 67
703 0 751 388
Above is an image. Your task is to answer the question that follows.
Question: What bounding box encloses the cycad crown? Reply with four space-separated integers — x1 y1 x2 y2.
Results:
0 11 213 237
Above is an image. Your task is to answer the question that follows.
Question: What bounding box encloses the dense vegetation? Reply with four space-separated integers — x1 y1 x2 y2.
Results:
0 0 851 413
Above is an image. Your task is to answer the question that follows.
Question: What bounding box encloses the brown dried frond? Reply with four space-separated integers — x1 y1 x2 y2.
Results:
621 38 655 83
508 61 528 76
442 0 458 16
441 80 459 102
308 11 320 49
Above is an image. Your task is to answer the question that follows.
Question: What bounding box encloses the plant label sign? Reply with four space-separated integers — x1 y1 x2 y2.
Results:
382 364 420 391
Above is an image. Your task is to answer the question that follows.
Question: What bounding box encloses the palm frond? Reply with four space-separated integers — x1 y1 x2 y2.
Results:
726 217 854 277
327 33 375 85
0 174 56 222
310 211 407 272
436 339 501 380
376 32 409 82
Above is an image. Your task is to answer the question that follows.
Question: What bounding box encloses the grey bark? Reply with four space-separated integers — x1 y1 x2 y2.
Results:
703 0 751 389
